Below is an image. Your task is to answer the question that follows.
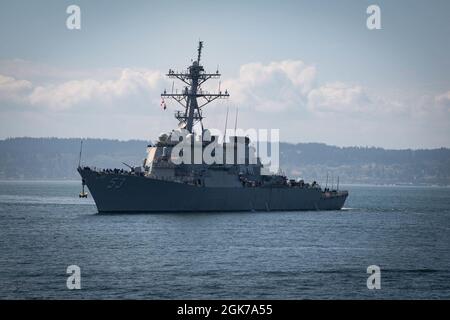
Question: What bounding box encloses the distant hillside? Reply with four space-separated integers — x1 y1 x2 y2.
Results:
0 138 147 180
279 143 450 186
1 137 450 185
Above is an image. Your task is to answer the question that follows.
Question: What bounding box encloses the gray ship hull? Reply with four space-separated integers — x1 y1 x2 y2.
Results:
79 168 348 213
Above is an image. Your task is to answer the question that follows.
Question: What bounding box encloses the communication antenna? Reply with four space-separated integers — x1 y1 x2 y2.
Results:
197 40 203 63
78 139 88 198
325 172 329 189
223 104 229 143
337 176 340 191
234 106 239 133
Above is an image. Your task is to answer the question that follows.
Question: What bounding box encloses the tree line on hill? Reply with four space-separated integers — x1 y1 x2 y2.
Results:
1 137 449 185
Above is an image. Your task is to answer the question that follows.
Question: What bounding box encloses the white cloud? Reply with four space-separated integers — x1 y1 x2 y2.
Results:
28 69 165 110
0 69 166 111
435 91 450 110
221 60 396 118
0 60 414 118
1 59 450 148
0 74 32 93
1 59 449 131
222 60 316 112
221 60 387 116
307 82 371 113
0 74 32 103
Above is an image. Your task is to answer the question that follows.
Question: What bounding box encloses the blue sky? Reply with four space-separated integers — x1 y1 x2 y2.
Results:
1 0 450 148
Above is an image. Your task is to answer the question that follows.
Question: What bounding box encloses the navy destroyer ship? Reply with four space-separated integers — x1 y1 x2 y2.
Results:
78 42 348 213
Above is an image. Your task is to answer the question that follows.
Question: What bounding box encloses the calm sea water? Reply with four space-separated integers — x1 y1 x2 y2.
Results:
0 181 449 299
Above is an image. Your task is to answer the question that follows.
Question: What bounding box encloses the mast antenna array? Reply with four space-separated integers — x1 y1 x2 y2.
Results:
161 41 230 133
197 41 203 64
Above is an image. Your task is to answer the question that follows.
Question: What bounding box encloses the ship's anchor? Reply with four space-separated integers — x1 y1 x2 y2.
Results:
79 179 88 198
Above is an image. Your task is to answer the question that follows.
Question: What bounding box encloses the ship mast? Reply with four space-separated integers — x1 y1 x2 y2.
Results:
161 41 229 133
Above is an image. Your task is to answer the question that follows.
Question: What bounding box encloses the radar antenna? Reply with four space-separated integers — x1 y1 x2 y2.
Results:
161 41 230 133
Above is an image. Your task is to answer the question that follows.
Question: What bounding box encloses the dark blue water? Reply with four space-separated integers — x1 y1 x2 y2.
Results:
1 181 449 299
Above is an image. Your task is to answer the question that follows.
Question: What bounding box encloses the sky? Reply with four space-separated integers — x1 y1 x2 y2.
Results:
0 0 449 149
